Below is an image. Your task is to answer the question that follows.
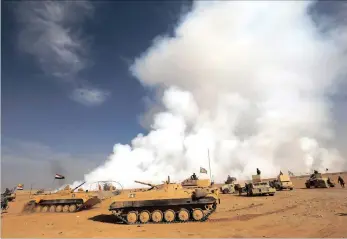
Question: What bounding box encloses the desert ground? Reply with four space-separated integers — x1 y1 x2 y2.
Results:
2 172 347 238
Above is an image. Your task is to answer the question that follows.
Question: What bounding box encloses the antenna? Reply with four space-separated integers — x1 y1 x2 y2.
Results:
208 149 212 181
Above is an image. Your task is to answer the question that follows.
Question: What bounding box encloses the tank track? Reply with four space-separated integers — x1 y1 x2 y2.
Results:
112 206 217 225
23 203 88 213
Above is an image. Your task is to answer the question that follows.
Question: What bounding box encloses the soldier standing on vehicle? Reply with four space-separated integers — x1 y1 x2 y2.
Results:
338 176 345 188
191 173 198 180
257 168 261 175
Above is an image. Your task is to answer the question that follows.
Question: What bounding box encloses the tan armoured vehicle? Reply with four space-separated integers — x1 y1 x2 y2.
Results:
305 172 335 188
220 176 237 194
108 176 220 224
239 175 276 196
270 174 294 191
23 182 101 213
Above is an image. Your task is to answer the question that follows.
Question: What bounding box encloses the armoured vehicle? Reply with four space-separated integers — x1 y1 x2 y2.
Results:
108 176 220 224
270 174 294 191
305 173 335 188
239 175 276 196
220 176 237 194
22 182 101 213
220 183 236 194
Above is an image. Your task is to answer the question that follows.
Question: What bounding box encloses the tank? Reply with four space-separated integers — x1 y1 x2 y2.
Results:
239 175 276 196
270 174 294 191
108 176 220 224
22 182 101 213
305 173 335 188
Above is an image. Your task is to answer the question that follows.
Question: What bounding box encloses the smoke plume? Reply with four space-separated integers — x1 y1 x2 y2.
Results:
77 1 347 189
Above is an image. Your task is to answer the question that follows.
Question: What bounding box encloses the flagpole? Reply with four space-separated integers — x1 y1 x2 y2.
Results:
208 149 212 181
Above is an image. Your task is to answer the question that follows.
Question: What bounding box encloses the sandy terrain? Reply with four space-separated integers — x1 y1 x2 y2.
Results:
2 173 347 238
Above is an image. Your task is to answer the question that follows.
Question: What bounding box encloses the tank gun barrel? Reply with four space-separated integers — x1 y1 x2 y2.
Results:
71 181 86 193
134 180 157 188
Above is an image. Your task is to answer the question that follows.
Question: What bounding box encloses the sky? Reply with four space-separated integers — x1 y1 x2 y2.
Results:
1 0 347 189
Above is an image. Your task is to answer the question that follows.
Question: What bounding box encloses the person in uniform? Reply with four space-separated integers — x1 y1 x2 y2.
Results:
256 168 261 175
338 176 345 188
3 188 11 195
191 173 198 180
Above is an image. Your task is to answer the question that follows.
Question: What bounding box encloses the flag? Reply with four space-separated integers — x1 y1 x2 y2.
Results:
55 174 65 179
200 167 207 174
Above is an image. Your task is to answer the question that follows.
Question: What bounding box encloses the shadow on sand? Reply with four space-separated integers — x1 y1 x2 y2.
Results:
89 214 125 225
336 213 347 216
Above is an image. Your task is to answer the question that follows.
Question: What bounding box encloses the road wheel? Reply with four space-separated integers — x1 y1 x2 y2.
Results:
139 210 150 224
62 205 69 213
126 211 138 224
151 210 163 223
55 205 63 212
192 208 204 221
164 209 175 222
34 205 42 213
178 208 190 222
49 205 56 212
41 206 49 213
69 204 77 212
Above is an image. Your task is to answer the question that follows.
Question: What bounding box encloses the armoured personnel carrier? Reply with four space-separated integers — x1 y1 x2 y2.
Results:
239 175 276 196
108 176 220 224
305 172 335 188
22 182 101 213
270 174 294 191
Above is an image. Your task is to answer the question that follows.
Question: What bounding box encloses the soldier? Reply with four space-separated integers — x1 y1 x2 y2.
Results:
3 188 10 195
256 168 261 175
226 175 233 184
279 171 283 175
338 176 345 188
191 173 198 180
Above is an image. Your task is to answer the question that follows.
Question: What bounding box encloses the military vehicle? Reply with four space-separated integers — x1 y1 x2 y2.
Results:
22 182 101 213
220 183 236 194
220 176 237 194
108 176 220 224
239 175 276 196
305 172 335 188
270 174 294 191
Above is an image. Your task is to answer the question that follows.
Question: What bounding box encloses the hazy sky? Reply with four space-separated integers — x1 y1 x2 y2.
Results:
1 0 346 189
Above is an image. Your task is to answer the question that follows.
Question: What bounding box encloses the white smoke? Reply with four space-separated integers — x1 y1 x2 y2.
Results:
79 1 346 189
